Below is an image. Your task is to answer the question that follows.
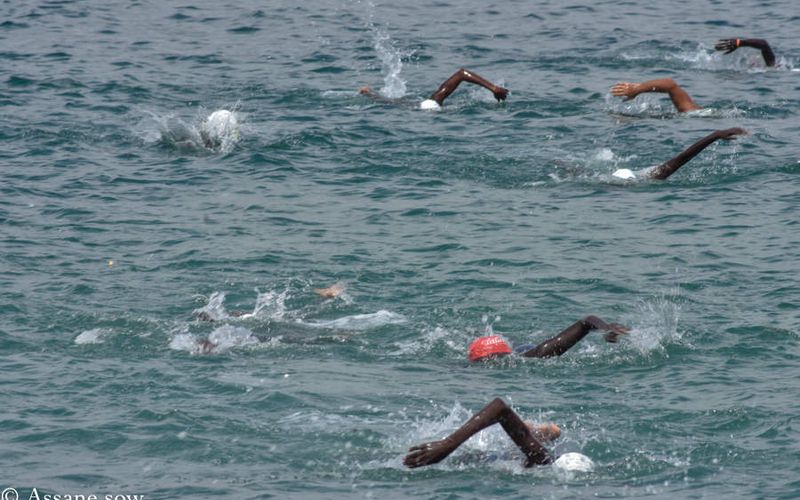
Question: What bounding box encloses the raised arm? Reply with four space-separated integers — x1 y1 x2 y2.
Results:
647 127 747 180
610 78 701 113
715 38 776 67
520 315 629 358
404 398 553 468
429 68 508 105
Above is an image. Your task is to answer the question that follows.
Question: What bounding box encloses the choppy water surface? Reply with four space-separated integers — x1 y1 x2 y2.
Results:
1 0 799 498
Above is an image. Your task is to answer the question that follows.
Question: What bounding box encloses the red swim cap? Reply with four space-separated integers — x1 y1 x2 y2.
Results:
468 335 512 362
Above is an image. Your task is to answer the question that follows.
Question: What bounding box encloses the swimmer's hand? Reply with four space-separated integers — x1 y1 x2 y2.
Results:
358 86 380 99
603 324 630 343
716 127 748 140
404 439 456 468
492 85 509 102
528 422 562 442
610 82 641 101
314 282 345 299
715 39 740 54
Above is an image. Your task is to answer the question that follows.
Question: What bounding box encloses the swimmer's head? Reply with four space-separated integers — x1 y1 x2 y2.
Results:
553 452 594 472
468 335 512 362
612 168 636 180
200 109 239 150
358 86 372 95
419 99 441 111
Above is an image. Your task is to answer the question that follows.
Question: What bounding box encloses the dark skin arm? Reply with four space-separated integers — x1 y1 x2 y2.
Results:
429 68 508 105
647 128 747 180
404 398 553 468
521 315 630 358
715 38 776 67
611 78 701 113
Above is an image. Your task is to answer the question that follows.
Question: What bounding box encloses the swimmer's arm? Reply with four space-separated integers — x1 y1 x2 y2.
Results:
429 68 508 105
715 38 776 67
610 78 701 113
404 398 552 468
520 316 630 358
648 128 747 180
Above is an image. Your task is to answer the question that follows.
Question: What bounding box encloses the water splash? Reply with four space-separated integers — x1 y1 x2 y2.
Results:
192 288 290 321
391 325 465 356
206 324 259 350
75 328 110 344
371 27 409 99
169 325 259 354
605 91 745 119
200 109 240 154
625 293 683 354
249 288 291 320
300 310 405 330
137 107 241 153
192 291 229 321
622 44 795 72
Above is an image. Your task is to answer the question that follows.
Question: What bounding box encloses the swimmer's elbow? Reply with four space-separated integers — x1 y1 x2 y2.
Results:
489 397 509 410
662 78 678 90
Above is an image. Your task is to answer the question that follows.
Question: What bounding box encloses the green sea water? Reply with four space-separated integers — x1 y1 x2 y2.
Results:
1 0 799 498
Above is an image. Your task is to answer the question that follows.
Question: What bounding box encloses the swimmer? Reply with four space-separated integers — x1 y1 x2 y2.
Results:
715 38 775 67
359 68 508 109
610 78 701 113
404 398 565 468
468 315 629 362
612 127 747 180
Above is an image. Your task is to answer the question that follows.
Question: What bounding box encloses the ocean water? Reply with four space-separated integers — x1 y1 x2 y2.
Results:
1 0 799 498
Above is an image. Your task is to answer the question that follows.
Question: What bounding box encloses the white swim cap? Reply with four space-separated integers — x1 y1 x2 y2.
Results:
553 452 594 472
205 110 237 135
202 109 240 149
612 168 636 180
420 99 441 111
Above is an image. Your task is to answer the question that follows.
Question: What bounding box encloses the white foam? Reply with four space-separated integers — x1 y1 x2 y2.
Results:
169 332 199 352
193 291 228 321
75 328 108 344
301 310 406 330
391 325 464 357
207 324 257 346
553 452 594 472
594 148 615 162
